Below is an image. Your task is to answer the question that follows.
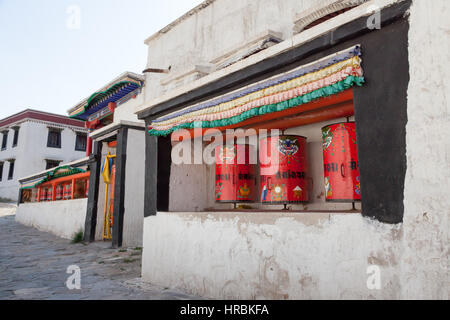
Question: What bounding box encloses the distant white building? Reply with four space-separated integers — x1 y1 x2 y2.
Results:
0 109 88 201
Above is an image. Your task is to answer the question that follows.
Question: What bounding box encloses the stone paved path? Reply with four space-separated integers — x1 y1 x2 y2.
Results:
0 204 198 300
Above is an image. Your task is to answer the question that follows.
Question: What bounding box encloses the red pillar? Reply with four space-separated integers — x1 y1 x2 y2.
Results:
71 178 76 200
86 135 93 157
52 183 57 201
85 118 103 157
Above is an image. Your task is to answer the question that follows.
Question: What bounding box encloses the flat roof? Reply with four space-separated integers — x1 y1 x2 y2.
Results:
144 0 216 45
0 109 86 129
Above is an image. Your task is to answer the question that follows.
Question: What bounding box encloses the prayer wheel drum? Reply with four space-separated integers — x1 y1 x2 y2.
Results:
39 188 47 202
63 183 72 200
55 184 64 200
322 122 361 202
259 135 308 204
45 187 53 202
215 144 256 203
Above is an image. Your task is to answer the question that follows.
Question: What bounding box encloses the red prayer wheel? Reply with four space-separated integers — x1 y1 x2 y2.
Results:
56 184 64 200
259 135 308 204
46 187 53 202
40 188 47 202
215 144 256 203
63 184 72 200
322 122 361 202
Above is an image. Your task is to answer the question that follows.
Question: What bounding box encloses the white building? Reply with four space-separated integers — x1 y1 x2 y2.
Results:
0 109 88 201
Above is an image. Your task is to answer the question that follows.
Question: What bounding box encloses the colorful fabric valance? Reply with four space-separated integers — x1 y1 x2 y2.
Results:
70 80 142 121
148 45 364 136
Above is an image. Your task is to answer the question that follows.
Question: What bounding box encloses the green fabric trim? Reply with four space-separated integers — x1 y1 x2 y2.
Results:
148 75 365 136
28 166 86 188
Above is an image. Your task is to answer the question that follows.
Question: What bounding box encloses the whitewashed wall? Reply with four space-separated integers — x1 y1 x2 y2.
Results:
400 0 450 300
15 199 87 240
113 94 145 124
144 0 319 100
142 211 401 299
122 128 145 247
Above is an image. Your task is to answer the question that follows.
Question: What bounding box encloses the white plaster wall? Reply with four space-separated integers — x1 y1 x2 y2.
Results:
0 121 86 201
122 129 145 247
144 0 319 100
15 199 87 240
113 93 145 124
142 211 401 299
169 139 222 212
400 0 450 300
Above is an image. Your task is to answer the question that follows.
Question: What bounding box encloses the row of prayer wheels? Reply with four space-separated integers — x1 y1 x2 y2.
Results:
215 122 361 204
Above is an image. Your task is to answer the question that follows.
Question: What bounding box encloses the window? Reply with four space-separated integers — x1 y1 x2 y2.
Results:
12 128 19 147
45 160 61 170
75 132 87 152
0 162 3 181
8 160 14 180
47 128 62 148
1 131 8 150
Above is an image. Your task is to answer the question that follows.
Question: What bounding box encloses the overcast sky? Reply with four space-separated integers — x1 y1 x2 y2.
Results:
0 0 204 119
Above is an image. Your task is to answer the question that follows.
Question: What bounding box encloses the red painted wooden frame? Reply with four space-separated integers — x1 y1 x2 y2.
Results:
36 172 90 202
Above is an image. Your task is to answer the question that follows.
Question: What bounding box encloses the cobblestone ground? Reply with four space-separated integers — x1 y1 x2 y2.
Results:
0 203 199 300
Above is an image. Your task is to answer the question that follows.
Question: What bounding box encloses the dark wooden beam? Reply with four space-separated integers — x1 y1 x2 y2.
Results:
144 122 158 217
17 189 22 206
83 141 103 242
157 136 172 212
353 19 410 224
112 127 128 248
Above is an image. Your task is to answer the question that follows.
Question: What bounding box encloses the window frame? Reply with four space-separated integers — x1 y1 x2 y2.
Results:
47 128 62 149
7 160 15 180
12 127 20 148
75 132 87 152
0 162 3 181
1 131 8 150
45 160 61 170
